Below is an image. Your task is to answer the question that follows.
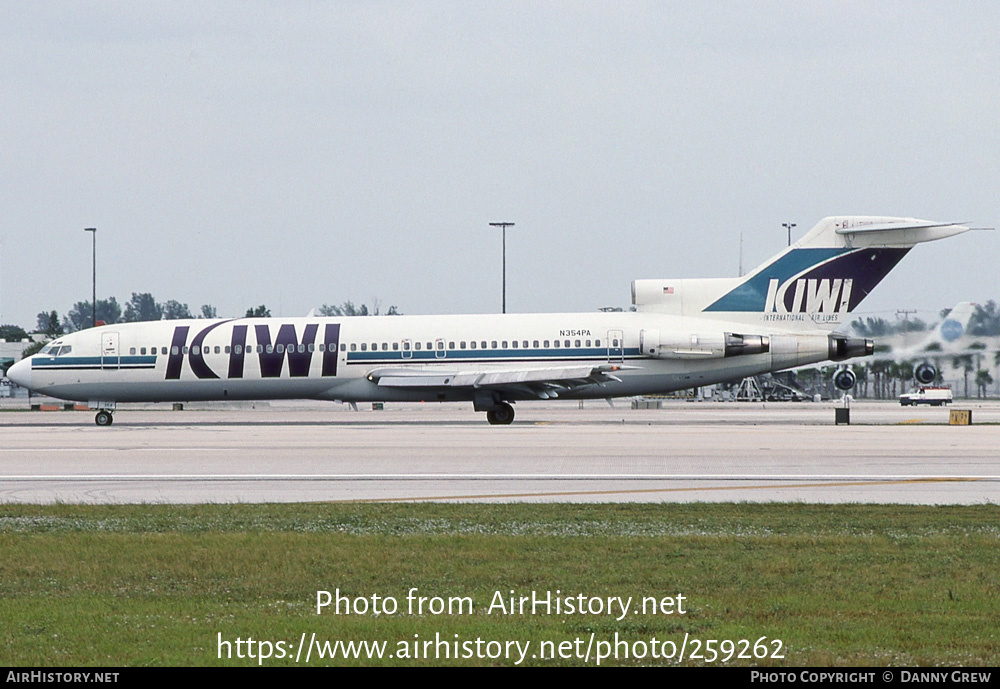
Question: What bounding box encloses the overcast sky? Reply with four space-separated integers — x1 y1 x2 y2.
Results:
2 2 997 330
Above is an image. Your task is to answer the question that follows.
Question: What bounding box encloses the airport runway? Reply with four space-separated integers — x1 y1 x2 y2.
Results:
0 400 997 504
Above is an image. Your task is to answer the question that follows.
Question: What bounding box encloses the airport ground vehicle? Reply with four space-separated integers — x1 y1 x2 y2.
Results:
899 387 953 406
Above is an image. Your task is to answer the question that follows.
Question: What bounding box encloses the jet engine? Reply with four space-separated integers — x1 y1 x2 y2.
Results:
914 362 937 385
640 330 769 359
833 367 857 391
828 336 874 361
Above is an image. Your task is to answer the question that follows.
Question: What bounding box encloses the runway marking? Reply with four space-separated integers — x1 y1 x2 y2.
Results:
3 474 998 482
332 477 991 502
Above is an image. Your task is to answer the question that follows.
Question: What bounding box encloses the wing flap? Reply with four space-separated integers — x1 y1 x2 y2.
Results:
368 364 633 390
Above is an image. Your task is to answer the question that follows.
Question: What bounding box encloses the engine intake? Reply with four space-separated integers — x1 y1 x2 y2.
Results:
915 362 937 385
833 368 858 391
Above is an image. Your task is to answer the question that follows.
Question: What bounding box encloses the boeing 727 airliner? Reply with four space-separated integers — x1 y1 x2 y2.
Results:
7 216 969 425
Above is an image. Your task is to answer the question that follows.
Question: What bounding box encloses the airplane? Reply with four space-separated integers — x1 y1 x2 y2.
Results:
861 301 979 384
876 301 976 385
7 216 970 426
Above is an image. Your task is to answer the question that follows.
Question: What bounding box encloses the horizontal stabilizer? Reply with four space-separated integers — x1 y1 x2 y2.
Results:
834 220 967 235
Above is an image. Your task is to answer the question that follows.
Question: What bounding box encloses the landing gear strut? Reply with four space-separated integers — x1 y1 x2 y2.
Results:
95 410 114 426
486 402 515 425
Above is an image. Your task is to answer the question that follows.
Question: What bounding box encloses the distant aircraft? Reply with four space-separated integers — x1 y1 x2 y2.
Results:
7 216 969 425
864 302 980 384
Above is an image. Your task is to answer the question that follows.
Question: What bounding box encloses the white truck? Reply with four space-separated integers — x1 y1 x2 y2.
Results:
899 387 953 407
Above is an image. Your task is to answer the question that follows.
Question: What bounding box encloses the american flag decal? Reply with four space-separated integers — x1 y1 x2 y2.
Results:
663 286 674 294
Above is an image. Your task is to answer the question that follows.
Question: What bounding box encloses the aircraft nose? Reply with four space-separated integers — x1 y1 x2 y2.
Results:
7 357 31 389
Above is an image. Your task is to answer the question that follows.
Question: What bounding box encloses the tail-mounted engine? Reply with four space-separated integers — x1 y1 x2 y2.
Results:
914 362 937 385
833 367 857 391
640 330 769 359
828 335 874 361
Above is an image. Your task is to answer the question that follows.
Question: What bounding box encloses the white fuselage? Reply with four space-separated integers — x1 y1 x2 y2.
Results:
10 312 833 406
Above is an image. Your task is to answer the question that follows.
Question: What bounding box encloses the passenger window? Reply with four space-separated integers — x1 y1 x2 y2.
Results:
511 340 518 349
415 342 421 350
595 339 601 347
140 347 146 355
586 340 591 347
470 341 476 349
215 346 221 354
460 341 466 349
361 343 367 351
350 344 357 352
565 340 570 347
448 341 455 349
225 346 231 354
403 342 410 350
522 340 528 348
613 339 619 347
171 346 179 355
438 341 445 350
533 340 539 348
183 347 189 355
382 343 388 351
575 340 581 347
481 341 487 349
553 340 560 348
491 341 497 349
426 342 432 350
234 345 242 355
161 347 167 355
392 343 398 351
502 340 508 348
544 340 550 347
129 347 136 355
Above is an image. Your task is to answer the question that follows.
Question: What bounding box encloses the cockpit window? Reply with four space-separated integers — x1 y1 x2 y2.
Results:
59 345 72 356
45 346 59 356
39 345 54 355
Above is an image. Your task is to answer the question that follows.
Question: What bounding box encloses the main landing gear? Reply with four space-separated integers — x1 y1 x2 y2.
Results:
485 402 515 425
94 410 115 426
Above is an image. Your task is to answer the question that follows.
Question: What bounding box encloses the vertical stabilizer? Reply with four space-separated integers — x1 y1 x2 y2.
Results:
632 216 968 331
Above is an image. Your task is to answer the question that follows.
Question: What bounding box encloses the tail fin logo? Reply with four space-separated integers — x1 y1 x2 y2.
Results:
763 278 854 313
940 319 964 342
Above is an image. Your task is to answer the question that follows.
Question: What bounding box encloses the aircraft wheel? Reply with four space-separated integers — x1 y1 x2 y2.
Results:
95 410 114 427
486 403 515 425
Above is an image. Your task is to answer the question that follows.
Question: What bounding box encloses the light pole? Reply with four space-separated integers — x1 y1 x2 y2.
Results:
782 222 796 247
84 227 96 327
488 222 514 313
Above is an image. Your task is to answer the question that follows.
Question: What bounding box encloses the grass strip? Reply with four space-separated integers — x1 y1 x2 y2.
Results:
2 502 998 666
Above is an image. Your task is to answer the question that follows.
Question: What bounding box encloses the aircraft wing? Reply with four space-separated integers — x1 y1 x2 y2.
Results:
366 364 635 399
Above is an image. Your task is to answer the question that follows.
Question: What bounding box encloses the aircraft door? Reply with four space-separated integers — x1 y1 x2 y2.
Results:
435 338 447 359
101 332 120 370
401 339 413 360
607 329 624 363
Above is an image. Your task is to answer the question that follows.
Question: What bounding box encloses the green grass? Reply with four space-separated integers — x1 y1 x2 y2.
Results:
2 503 998 666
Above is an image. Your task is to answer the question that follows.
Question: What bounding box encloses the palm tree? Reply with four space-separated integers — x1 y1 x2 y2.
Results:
975 370 993 398
951 354 974 399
